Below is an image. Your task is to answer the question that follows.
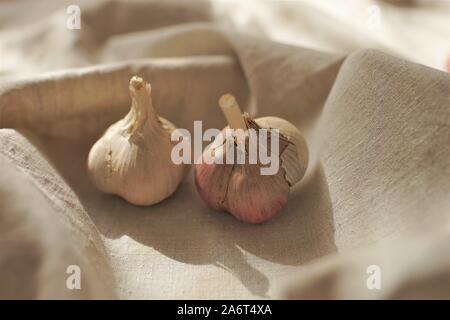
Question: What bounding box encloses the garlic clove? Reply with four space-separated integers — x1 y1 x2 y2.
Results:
224 163 290 224
87 76 187 206
194 161 234 212
194 94 308 224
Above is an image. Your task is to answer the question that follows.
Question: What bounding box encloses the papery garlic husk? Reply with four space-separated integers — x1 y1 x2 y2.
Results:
87 76 187 205
194 94 308 224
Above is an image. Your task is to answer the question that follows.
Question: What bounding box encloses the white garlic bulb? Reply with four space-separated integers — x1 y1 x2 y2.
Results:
194 94 308 224
87 76 187 205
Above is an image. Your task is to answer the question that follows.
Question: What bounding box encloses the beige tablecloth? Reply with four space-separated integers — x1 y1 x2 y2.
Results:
0 0 449 299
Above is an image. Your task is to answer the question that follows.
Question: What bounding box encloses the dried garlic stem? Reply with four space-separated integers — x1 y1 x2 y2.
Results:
219 94 247 130
127 76 158 135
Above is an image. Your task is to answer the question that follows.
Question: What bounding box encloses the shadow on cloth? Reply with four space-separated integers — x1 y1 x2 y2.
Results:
25 133 336 297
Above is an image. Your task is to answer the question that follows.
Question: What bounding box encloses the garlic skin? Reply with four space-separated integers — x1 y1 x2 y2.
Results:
194 94 308 224
254 116 308 186
87 76 187 206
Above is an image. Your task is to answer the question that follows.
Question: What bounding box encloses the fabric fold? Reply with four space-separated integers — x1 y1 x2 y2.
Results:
0 0 449 299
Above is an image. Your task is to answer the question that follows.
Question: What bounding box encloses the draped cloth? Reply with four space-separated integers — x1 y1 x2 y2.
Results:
0 0 449 299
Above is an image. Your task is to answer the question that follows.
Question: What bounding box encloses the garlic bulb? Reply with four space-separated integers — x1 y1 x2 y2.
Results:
87 76 187 205
194 94 308 224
